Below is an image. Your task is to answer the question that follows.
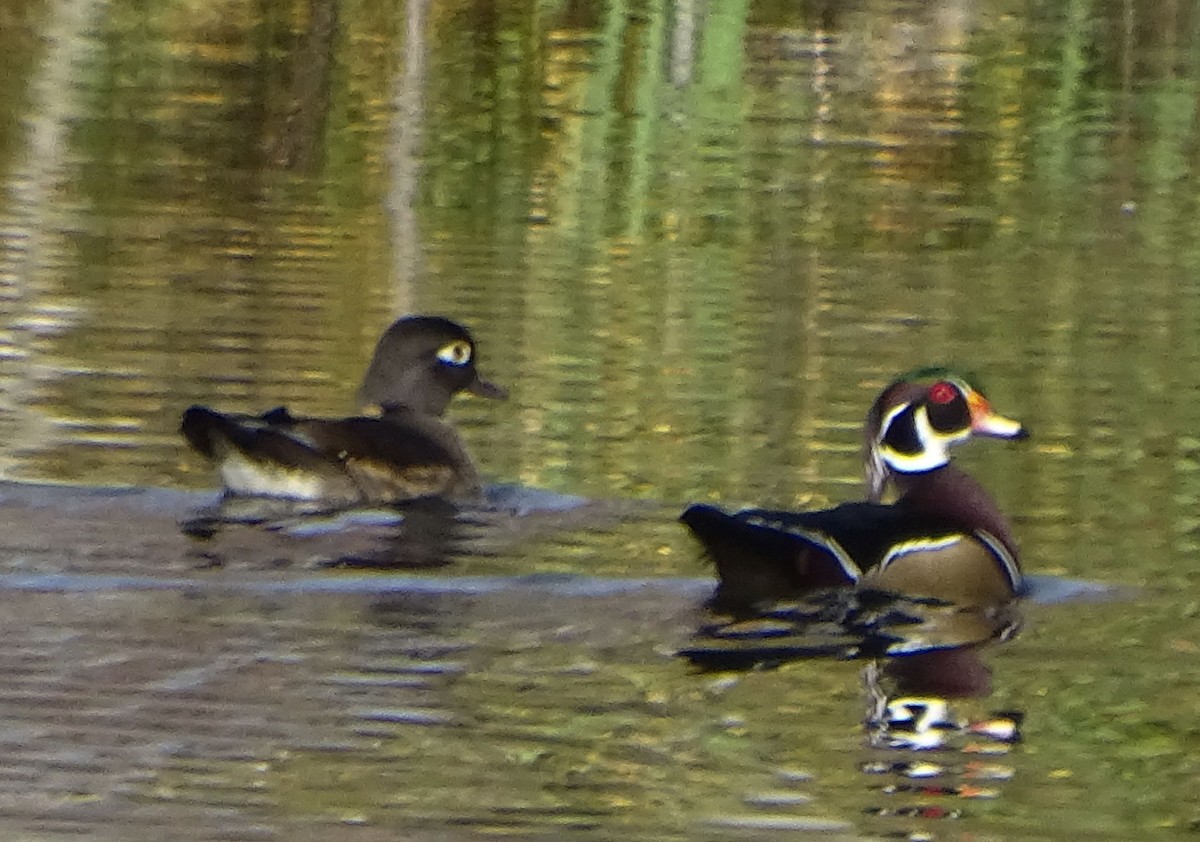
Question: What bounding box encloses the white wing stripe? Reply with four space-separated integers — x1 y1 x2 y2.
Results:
740 515 861 582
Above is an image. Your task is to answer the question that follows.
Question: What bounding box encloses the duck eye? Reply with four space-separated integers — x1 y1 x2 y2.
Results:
928 381 959 405
436 340 472 366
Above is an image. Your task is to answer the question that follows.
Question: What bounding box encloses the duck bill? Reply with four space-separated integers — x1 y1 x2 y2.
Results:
467 375 508 400
967 391 1028 440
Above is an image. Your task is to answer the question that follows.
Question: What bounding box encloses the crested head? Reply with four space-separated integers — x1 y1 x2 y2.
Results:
864 368 1027 501
357 315 507 416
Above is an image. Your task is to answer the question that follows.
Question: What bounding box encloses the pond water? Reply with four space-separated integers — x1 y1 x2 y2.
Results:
1 0 1199 839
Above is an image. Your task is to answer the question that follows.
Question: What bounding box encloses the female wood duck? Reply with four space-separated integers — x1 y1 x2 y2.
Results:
181 315 506 505
680 369 1029 615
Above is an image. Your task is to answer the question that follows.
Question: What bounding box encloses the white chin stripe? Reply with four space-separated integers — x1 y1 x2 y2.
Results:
879 445 947 475
877 404 959 475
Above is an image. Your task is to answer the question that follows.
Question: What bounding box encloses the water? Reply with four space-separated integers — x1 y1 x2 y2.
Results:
1 0 1199 839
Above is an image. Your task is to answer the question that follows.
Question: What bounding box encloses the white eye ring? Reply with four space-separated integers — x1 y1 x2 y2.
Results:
436 340 472 366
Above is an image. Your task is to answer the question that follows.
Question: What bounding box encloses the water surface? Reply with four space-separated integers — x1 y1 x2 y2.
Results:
1 0 1199 839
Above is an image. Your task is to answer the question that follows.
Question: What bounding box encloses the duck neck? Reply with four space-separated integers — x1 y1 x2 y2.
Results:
359 369 453 417
892 465 1018 558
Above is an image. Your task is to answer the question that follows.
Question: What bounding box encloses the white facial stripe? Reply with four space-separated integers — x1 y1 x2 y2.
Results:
867 402 911 498
878 405 952 475
879 401 909 435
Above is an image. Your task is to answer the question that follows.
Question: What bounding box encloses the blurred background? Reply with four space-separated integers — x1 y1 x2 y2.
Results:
1 0 1198 839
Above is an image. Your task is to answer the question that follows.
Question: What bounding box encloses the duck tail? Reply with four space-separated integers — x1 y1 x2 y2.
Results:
180 406 246 458
681 504 859 615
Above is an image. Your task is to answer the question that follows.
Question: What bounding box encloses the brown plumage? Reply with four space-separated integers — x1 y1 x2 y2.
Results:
181 316 506 505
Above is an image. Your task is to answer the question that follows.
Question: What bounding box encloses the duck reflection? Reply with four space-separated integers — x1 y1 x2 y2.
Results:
860 643 1024 832
681 587 1024 833
680 584 1020 670
180 495 471 570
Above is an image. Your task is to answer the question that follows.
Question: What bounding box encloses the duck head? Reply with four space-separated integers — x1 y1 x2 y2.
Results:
357 315 507 416
864 368 1027 501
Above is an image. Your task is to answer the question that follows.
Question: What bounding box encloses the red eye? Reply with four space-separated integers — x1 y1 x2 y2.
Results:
928 381 958 405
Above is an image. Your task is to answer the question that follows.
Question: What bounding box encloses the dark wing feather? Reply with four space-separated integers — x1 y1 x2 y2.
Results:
287 417 460 468
181 405 481 502
181 405 333 472
680 500 998 614
288 412 480 499
680 503 861 614
735 501 971 568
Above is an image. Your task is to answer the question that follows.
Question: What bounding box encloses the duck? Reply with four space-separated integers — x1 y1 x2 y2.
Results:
181 315 507 505
680 369 1029 615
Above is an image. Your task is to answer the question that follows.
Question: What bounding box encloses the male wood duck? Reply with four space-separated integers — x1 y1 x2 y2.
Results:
181 315 506 505
680 369 1029 615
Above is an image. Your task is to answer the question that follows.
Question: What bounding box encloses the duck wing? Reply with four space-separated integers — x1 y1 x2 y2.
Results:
681 502 867 613
285 411 481 501
682 499 1020 612
181 406 481 503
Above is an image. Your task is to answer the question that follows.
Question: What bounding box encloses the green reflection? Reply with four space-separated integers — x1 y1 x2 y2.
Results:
2 1 1200 836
